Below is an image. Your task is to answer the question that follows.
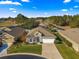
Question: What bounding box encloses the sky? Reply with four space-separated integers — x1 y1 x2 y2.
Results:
0 0 79 17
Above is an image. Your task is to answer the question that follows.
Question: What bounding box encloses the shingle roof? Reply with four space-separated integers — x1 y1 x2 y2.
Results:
27 27 56 38
37 27 55 38
7 27 25 38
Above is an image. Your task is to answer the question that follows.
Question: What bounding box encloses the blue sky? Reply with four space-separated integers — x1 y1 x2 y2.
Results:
0 0 79 17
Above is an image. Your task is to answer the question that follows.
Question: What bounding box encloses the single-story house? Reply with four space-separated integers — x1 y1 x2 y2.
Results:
26 27 56 44
4 27 28 44
58 28 79 52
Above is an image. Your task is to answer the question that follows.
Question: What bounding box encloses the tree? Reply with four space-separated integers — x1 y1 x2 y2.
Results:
19 19 39 29
15 14 28 24
69 15 79 28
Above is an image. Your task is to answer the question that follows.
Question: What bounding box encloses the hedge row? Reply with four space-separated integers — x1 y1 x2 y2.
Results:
55 33 72 47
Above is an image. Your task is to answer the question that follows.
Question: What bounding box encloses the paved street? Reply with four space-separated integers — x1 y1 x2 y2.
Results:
42 43 63 59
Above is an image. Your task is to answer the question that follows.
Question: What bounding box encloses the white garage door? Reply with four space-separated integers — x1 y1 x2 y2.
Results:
43 39 55 43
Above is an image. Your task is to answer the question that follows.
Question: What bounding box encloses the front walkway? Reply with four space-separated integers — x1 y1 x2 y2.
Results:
42 43 63 59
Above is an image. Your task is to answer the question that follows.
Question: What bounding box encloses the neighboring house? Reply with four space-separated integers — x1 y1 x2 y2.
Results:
0 27 27 57
5 27 28 43
58 28 79 52
26 27 56 44
3 32 14 47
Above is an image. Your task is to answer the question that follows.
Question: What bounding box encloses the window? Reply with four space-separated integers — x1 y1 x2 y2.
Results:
30 38 32 43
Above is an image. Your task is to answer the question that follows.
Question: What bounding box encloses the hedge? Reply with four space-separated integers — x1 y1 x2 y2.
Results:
55 33 72 47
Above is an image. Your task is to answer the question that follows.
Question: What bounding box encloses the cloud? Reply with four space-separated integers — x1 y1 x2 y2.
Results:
63 0 71 3
9 8 16 11
12 10 17 13
9 8 17 13
74 6 79 8
21 0 30 2
61 9 68 11
0 1 21 5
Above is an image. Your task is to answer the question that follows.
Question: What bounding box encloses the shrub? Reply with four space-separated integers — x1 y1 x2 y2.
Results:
55 33 72 47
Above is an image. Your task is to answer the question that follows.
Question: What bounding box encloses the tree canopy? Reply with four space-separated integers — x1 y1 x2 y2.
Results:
0 14 79 28
46 15 79 28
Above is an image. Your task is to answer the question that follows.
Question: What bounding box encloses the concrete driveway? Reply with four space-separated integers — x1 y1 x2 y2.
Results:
42 43 63 59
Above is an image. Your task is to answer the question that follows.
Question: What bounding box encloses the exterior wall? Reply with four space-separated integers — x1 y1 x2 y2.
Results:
3 33 14 47
27 31 42 44
34 32 42 43
20 32 27 42
27 37 41 44
72 43 79 52
27 37 33 43
27 36 55 44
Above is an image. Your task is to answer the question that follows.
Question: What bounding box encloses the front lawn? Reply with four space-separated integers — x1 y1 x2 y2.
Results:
8 44 42 55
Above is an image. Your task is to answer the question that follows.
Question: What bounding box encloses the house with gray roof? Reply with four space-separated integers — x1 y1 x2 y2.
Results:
4 27 28 43
26 27 56 44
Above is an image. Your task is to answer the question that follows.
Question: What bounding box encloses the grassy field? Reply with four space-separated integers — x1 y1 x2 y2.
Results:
0 22 15 27
8 44 42 55
55 33 79 59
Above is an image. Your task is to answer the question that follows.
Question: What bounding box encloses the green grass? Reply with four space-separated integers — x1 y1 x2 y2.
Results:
0 22 15 27
8 44 42 55
56 43 79 59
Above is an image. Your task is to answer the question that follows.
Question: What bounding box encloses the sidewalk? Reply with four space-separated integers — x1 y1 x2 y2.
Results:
42 43 63 59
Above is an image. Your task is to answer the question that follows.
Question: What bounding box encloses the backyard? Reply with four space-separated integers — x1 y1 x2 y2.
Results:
55 33 79 59
8 44 42 55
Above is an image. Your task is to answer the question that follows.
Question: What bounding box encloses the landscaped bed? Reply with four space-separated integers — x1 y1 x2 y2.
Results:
8 44 42 55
